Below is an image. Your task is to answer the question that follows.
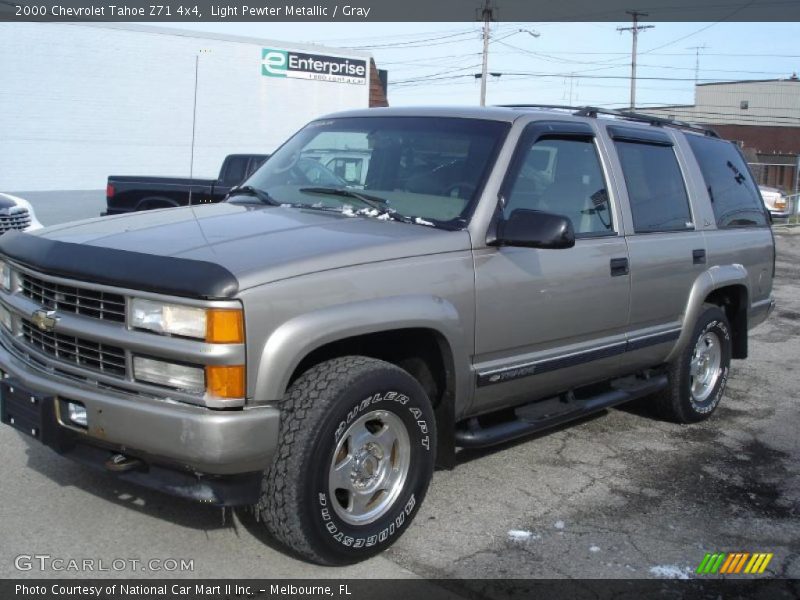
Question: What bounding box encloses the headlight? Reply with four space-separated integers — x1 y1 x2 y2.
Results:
131 298 243 343
133 356 206 394
0 260 11 291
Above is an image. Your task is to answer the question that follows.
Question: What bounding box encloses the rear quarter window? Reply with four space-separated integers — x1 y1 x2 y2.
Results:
614 140 694 233
686 135 768 228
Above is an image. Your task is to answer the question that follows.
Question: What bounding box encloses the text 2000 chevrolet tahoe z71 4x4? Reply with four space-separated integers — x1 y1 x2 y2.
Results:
0 107 775 564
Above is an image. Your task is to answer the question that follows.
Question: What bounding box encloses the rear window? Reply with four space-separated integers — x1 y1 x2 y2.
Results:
221 156 250 186
614 141 694 233
686 135 768 228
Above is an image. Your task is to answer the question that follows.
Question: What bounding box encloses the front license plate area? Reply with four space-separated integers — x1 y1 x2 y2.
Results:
0 379 51 441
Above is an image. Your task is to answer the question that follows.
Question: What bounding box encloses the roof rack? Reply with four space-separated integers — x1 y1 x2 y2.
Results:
497 104 719 137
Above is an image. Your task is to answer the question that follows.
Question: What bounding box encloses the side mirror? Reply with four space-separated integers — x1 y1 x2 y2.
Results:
490 209 576 249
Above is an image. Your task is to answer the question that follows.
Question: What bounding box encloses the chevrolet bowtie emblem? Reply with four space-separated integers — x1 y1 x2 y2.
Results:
31 309 58 332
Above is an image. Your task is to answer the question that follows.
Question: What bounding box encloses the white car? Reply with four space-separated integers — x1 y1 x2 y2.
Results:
0 192 43 234
758 185 792 220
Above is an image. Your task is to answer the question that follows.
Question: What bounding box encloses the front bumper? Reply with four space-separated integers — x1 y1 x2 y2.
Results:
0 342 280 495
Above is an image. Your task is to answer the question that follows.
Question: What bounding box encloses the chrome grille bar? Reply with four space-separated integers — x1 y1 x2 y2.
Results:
21 318 127 377
0 209 31 233
20 272 126 323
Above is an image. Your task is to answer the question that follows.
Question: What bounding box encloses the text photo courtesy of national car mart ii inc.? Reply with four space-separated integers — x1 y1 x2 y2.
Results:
15 583 357 597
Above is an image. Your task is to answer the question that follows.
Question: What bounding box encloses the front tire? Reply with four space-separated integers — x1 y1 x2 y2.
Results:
655 304 732 423
258 356 436 565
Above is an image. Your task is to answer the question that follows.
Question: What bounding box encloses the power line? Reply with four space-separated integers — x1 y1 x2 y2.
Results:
378 52 482 67
489 42 793 77
390 71 771 87
341 29 477 50
312 26 477 44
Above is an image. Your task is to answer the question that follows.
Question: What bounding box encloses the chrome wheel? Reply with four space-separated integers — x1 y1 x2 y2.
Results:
690 330 722 403
328 409 411 526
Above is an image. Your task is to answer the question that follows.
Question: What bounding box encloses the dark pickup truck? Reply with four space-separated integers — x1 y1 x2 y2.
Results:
104 153 269 215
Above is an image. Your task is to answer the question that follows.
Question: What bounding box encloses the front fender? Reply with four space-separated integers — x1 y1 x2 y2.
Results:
665 264 748 363
252 294 470 408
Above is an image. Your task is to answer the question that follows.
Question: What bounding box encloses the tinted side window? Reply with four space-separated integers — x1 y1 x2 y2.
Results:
686 135 767 228
504 137 614 236
615 141 693 233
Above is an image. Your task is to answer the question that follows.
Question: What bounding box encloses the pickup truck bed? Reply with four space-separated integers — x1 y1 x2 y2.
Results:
104 154 268 215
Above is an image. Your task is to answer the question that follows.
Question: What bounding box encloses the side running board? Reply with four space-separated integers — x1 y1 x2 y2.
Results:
454 374 668 449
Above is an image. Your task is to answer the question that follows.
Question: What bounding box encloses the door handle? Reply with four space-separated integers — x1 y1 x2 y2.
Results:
610 257 629 277
693 249 707 265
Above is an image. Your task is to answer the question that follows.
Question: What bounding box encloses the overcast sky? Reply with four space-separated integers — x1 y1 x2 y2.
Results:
156 21 800 110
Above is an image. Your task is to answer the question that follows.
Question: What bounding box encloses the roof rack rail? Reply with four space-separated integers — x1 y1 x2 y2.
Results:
497 104 719 138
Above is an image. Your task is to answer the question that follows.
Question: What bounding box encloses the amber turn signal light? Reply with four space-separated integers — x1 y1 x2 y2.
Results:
206 365 245 399
206 309 244 343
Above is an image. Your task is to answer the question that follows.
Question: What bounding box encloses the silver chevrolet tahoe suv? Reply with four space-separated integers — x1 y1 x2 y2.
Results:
0 106 775 565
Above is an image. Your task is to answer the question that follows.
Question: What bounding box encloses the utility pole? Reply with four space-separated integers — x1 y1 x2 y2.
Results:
687 44 708 84
617 11 653 110
478 0 496 106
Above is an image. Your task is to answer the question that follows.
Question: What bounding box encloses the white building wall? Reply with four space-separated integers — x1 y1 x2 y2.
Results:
0 23 371 191
644 80 800 126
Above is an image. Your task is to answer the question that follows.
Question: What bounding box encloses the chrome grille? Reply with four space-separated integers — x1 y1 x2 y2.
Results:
20 273 126 323
0 208 31 233
21 318 127 377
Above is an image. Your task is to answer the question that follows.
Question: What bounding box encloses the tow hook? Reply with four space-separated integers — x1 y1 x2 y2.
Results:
105 453 144 472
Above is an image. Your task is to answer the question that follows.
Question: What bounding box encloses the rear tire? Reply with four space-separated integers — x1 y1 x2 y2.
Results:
655 304 732 423
258 356 436 565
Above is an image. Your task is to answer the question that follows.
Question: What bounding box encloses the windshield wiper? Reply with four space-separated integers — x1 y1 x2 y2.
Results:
298 186 415 223
227 185 280 205
299 187 389 212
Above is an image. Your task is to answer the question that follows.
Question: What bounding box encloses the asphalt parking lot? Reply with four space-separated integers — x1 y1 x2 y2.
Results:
1 196 798 582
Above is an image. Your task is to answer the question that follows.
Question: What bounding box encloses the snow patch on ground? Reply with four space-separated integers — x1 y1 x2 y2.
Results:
589 545 601 553
649 565 692 579
507 530 540 542
554 520 565 530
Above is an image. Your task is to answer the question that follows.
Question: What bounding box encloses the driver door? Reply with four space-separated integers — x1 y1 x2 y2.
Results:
472 121 632 413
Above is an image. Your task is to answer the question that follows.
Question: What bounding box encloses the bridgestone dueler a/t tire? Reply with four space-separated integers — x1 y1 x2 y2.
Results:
258 356 436 565
655 304 732 423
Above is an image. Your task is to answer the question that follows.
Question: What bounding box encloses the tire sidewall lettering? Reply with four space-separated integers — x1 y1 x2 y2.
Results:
688 315 731 414
333 391 431 450
317 492 418 549
318 387 432 551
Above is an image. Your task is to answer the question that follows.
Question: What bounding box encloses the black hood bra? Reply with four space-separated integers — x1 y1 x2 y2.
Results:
0 231 239 300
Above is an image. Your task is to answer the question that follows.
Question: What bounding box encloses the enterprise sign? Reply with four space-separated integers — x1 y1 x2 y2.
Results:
261 48 367 84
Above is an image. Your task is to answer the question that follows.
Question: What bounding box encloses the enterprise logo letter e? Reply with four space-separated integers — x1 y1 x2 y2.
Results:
261 48 288 77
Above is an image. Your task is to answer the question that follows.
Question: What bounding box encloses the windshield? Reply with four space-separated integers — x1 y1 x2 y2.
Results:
239 116 510 228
